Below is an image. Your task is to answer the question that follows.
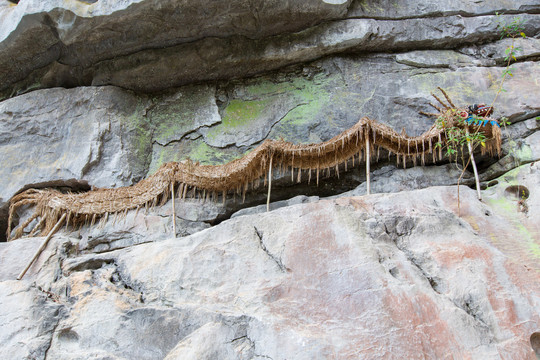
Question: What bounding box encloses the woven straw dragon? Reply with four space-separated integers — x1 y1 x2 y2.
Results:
7 90 501 240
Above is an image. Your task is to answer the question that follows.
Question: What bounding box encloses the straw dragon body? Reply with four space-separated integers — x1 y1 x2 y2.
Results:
7 92 502 240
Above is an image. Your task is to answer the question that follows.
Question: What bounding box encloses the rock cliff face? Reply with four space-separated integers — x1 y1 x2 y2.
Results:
1 0 539 359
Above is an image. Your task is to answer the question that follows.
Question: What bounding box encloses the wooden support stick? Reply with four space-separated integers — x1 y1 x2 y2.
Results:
267 155 273 212
17 213 66 281
366 134 371 195
171 183 176 239
465 127 482 200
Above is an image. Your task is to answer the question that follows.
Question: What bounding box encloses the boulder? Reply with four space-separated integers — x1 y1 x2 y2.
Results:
1 181 539 359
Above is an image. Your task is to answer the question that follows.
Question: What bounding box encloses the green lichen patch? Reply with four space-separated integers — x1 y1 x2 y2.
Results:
202 72 337 147
514 142 533 163
202 97 278 145
201 67 350 148
150 85 220 145
482 163 540 262
148 138 243 175
188 141 243 165
221 98 273 128
484 195 516 214
267 73 338 142
239 78 298 98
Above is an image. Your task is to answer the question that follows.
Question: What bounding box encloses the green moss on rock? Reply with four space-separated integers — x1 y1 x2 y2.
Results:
268 73 336 142
222 98 273 128
148 138 243 175
188 140 242 165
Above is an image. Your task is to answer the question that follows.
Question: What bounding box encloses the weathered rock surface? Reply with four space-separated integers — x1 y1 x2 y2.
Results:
3 54 539 240
0 86 151 199
1 177 539 359
1 0 540 358
1 0 539 98
0 0 350 98
1 0 539 223
0 86 154 241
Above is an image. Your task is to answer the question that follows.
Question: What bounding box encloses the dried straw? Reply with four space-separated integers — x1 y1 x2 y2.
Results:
7 99 502 241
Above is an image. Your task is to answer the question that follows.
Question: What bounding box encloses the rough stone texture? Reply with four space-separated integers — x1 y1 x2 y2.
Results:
1 4 539 219
44 14 540 94
482 117 540 181
0 0 350 98
348 0 540 18
0 281 65 359
231 195 321 218
340 163 475 197
2 56 538 208
1 0 539 98
1 181 539 359
0 86 152 241
1 0 540 358
146 52 540 178
2 30 540 238
0 86 151 199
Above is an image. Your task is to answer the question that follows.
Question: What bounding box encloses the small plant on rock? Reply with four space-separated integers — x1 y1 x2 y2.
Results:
432 15 528 214
492 13 526 113
435 111 488 160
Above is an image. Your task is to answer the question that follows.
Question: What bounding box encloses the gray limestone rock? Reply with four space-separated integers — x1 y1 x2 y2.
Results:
482 116 540 181
231 195 320 219
0 0 350 98
1 0 539 98
2 180 540 359
0 280 66 360
2 56 540 240
150 84 221 148
348 0 540 18
0 86 154 241
83 14 540 94
338 163 475 197
0 86 152 201
1 1 540 358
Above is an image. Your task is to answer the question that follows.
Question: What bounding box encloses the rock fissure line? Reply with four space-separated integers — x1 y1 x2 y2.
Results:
230 334 252 344
35 285 62 305
7 98 501 240
482 159 537 183
153 132 196 147
4 12 538 100
268 102 310 135
461 297 491 328
494 56 540 67
346 7 540 21
253 354 273 360
111 268 145 303
380 216 447 296
86 240 149 255
253 226 287 273
42 306 66 360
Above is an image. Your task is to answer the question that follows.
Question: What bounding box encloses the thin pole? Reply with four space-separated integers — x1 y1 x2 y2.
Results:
465 127 482 200
17 213 66 280
366 134 371 195
171 183 177 238
267 155 273 212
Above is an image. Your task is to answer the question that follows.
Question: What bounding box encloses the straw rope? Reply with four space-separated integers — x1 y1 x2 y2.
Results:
7 99 502 241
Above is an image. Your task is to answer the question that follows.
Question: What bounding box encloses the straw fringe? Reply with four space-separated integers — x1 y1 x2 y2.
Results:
7 106 502 240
